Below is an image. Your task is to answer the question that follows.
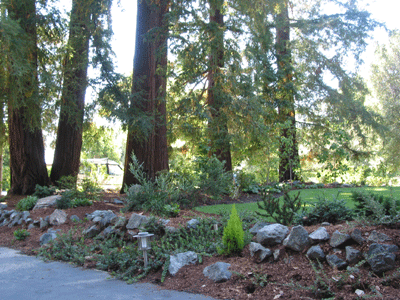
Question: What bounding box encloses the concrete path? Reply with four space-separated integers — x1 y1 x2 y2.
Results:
0 247 215 300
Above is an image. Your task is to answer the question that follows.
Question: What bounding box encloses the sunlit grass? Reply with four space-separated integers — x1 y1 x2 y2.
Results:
194 186 400 215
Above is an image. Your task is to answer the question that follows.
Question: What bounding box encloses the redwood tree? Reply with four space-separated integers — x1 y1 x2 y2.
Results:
6 0 49 194
207 0 232 171
275 1 299 181
50 0 92 184
121 0 169 189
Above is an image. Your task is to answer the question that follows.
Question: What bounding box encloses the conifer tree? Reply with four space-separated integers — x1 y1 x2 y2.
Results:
122 0 169 189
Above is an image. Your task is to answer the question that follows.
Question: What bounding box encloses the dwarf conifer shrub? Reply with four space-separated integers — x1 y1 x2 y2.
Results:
16 196 38 211
219 204 244 255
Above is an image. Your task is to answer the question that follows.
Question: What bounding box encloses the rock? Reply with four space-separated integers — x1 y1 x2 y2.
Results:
166 226 179 233
187 219 200 229
326 254 348 270
40 232 58 245
355 289 365 296
346 246 362 265
203 262 231 283
100 226 117 239
329 230 351 248
283 225 310 252
83 225 101 238
27 224 36 230
249 242 272 261
99 211 118 228
49 209 68 226
70 215 80 222
307 245 326 261
21 211 30 222
351 229 365 245
169 251 198 276
366 243 397 274
368 230 392 243
160 219 170 226
341 183 353 188
309 227 330 244
128 184 142 195
40 217 49 229
33 195 62 210
249 222 270 235
112 199 124 205
114 216 127 229
256 224 289 246
0 203 7 210
321 222 331 226
126 213 149 230
273 249 280 261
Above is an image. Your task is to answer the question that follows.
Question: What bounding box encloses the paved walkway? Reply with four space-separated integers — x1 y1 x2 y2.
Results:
0 247 215 300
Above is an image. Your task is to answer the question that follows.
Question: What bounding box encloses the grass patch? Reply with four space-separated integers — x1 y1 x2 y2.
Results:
194 187 400 216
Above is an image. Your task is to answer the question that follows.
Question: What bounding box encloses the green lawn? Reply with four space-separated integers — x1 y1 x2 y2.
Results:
194 186 400 215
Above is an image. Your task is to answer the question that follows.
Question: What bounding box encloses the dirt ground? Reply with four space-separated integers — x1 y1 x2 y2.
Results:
1 192 400 300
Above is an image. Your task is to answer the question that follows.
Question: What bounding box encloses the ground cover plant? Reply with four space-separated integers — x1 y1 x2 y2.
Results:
1 183 400 300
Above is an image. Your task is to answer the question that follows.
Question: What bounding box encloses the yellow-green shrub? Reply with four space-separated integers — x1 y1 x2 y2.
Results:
219 205 244 255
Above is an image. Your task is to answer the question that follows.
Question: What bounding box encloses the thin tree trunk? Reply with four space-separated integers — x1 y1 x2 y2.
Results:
7 0 49 195
121 0 169 191
207 0 232 171
0 146 3 194
276 2 299 182
51 0 91 184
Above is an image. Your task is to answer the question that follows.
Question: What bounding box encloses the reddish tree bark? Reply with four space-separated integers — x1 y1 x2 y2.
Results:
276 2 299 182
207 0 232 171
121 0 169 190
50 0 91 184
7 0 49 195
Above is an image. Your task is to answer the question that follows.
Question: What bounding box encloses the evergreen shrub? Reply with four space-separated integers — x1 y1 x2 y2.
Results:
16 196 38 211
219 204 244 255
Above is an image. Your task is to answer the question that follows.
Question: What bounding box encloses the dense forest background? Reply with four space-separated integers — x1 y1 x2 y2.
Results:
1 0 399 195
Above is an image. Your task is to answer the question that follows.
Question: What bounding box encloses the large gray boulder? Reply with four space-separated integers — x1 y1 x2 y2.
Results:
309 227 330 244
350 229 365 245
203 262 231 283
366 243 398 274
87 210 118 228
83 225 101 238
249 222 270 235
187 219 200 229
329 230 351 248
49 209 68 226
326 254 347 270
283 225 310 252
346 246 362 265
169 251 198 276
40 229 61 245
307 245 325 261
249 242 272 261
33 195 62 210
126 213 149 230
367 231 391 243
256 224 289 246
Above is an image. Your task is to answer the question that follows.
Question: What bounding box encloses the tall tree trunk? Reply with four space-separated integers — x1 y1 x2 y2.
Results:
7 0 49 194
276 2 299 182
50 0 91 184
121 0 169 191
207 0 232 171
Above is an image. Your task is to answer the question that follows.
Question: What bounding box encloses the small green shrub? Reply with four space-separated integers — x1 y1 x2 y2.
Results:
71 198 93 208
295 193 354 225
163 203 180 217
57 175 77 189
352 191 400 217
56 191 73 209
218 204 244 255
257 189 304 225
13 229 30 241
33 184 57 198
16 196 38 211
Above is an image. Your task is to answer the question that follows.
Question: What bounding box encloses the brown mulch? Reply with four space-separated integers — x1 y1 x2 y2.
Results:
1 192 400 300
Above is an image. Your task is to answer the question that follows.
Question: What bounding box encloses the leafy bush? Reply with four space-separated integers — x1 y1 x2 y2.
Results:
218 205 245 255
237 172 261 194
351 191 400 217
16 196 38 211
13 229 30 241
257 189 304 225
71 198 93 208
33 184 57 198
57 175 77 189
56 191 73 209
294 193 354 225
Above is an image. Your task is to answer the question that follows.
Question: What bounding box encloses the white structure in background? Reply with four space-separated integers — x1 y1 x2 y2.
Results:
80 158 124 190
